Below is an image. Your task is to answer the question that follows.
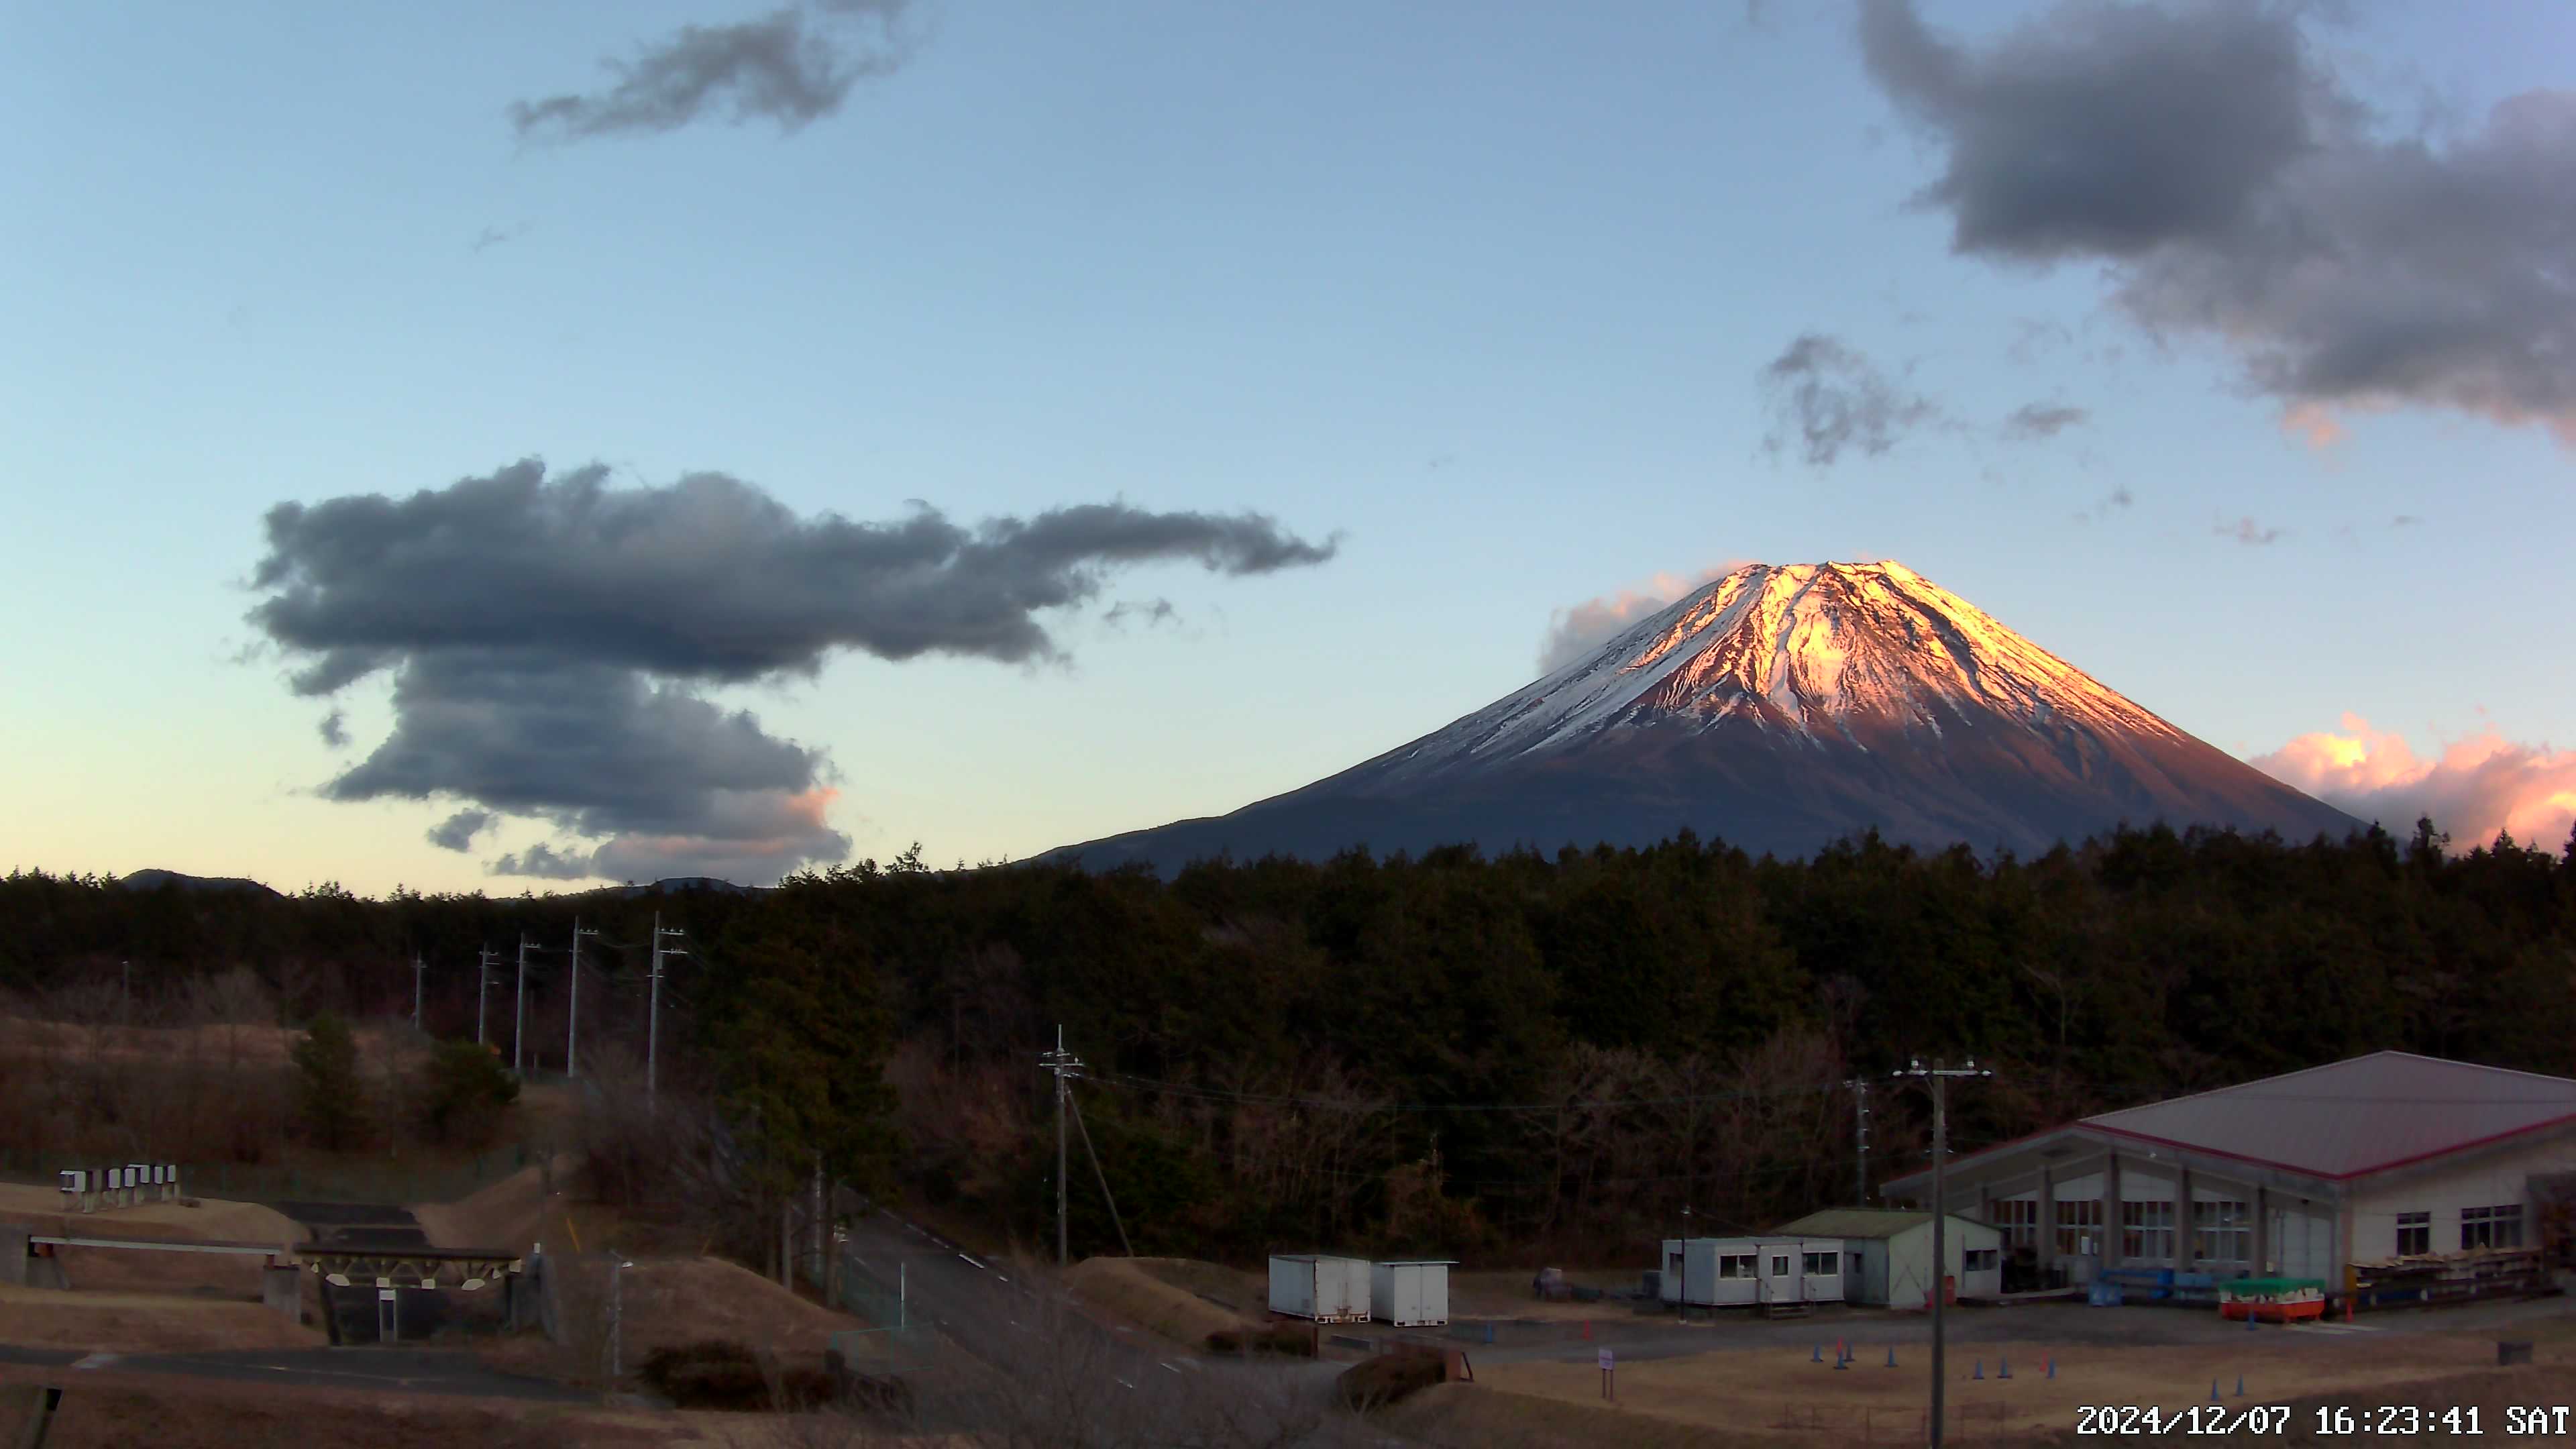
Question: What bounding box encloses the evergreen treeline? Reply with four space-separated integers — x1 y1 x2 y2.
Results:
5 818 2574 1265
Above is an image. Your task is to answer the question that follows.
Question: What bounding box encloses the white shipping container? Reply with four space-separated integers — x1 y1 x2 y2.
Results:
1370 1260 1455 1327
1269 1254 1371 1322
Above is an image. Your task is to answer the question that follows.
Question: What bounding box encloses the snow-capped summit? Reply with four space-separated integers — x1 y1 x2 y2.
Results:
1049 561 2358 873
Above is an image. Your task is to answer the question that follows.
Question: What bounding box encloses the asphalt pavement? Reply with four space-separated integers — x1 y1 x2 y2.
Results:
834 1209 1352 1423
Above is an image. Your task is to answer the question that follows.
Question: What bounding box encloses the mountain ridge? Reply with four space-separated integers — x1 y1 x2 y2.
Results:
1049 560 2360 873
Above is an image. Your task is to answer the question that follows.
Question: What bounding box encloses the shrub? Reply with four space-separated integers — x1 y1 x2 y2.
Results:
642 1339 848 1411
290 1011 368 1150
1337 1352 1446 1411
415 1039 519 1147
639 1339 769 1411
1204 1322 1318 1357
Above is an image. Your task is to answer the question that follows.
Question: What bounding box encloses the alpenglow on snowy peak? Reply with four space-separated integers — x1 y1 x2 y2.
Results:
1049 561 2360 873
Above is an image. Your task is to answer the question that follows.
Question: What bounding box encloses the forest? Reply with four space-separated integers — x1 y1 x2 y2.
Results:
4 816 2573 1269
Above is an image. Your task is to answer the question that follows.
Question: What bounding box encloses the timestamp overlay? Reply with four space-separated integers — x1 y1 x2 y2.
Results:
2076 1404 2575 1436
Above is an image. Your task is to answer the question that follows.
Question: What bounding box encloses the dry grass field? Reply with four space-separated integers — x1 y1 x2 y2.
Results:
1065 1256 1254 1346
1377 1316 2576 1446
0 1283 321 1353
1477 1331 2512 1442
0 1365 979 1449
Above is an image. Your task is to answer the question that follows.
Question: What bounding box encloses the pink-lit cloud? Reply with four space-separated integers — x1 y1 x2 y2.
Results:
2251 713 2576 853
1537 561 1754 676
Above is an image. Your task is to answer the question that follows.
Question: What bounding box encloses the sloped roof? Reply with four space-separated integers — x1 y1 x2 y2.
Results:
1773 1209 1993 1240
2078 1051 2576 1180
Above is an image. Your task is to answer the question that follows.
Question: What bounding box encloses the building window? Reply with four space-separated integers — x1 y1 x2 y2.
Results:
1964 1248 1999 1271
2055 1199 2103 1255
2463 1205 2524 1252
2192 1201 2250 1263
1718 1254 1755 1279
1770 1254 1790 1278
1803 1251 1840 1277
2396 1212 2430 1256
2121 1201 2176 1260
1992 1199 2039 1254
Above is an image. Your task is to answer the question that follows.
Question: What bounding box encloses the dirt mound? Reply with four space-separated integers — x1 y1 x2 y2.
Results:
619 1256 860 1366
1065 1257 1250 1347
0 1183 305 1299
411 1157 572 1254
0 1283 320 1353
0 1181 306 1246
0 1368 692 1449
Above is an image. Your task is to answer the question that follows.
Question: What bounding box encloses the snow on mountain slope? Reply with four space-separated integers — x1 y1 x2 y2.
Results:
1368 561 2180 784
1049 561 2361 874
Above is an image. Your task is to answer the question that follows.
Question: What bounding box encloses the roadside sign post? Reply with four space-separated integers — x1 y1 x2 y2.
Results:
1599 1346 1613 1401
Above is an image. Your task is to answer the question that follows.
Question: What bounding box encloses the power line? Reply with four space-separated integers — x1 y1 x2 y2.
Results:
1087 1070 1847 1115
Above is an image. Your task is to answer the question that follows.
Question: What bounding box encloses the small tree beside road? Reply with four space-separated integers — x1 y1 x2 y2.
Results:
290 1010 367 1150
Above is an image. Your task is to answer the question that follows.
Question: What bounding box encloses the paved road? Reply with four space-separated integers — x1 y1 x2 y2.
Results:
271 1201 432 1252
0 1344 591 1401
835 1209 1352 1432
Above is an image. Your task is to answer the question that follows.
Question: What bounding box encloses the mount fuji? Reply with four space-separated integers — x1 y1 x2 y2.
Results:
1049 561 2359 873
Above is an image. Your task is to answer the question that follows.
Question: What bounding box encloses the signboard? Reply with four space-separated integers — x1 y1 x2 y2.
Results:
1598 1348 1613 1371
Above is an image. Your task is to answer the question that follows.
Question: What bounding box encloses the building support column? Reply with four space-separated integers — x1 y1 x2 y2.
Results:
2178 1166 2196 1273
2253 1187 2271 1275
2038 1166 2057 1277
2102 1155 2123 1268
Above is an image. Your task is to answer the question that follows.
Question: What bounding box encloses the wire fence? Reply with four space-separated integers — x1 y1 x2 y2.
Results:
833 1243 938 1362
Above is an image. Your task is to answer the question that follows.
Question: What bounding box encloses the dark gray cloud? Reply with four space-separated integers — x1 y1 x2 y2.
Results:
2003 401 2090 439
2393 514 2421 527
1860 0 2576 443
250 459 1336 694
511 0 920 144
2217 515 2286 545
470 222 532 254
250 459 1336 883
488 842 592 879
318 709 348 748
1758 333 1945 466
427 809 495 852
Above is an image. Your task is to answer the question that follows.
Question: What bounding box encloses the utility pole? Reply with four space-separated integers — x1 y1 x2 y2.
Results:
476 946 498 1047
648 914 687 1109
1845 1077 1872 1205
1893 1057 1992 1449
413 953 425 1032
514 934 534 1075
567 918 599 1079
1038 1026 1084 1268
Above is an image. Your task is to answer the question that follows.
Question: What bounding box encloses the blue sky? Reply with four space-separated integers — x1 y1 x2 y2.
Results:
5 0 2571 892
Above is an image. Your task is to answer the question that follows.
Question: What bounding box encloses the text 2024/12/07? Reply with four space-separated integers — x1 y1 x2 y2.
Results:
2078 1404 2575 1435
